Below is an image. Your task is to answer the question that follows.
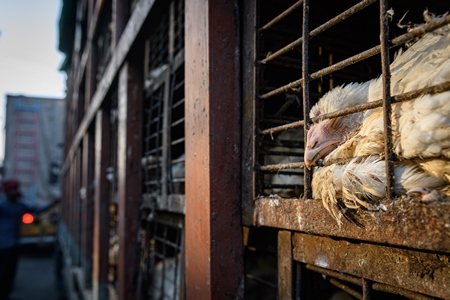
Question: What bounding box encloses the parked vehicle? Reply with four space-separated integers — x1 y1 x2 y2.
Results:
3 95 65 245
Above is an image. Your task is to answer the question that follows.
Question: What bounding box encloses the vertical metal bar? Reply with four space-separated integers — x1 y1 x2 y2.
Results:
93 110 111 300
169 1 175 62
241 0 258 225
278 231 293 299
362 278 372 300
81 128 95 286
302 0 312 199
185 0 244 298
113 0 129 47
379 0 395 200
162 69 171 200
82 30 97 285
117 59 143 300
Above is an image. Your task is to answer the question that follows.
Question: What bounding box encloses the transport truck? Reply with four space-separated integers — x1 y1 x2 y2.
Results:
3 94 65 245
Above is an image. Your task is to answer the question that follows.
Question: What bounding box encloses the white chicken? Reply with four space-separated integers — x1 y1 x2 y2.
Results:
304 12 450 223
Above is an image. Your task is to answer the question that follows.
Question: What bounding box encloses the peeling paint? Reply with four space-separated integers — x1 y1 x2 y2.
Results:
315 255 329 269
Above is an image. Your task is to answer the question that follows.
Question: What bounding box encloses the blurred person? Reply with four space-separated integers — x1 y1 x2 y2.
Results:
0 179 58 300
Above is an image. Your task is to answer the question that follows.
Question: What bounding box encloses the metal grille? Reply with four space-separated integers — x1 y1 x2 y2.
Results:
143 82 165 198
255 0 450 200
148 13 169 73
247 0 450 299
140 1 185 299
142 0 185 206
297 263 435 300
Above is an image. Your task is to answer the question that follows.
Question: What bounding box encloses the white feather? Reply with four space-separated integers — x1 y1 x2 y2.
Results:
309 12 450 223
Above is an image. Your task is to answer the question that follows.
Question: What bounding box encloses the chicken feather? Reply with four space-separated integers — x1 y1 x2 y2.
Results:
305 12 450 224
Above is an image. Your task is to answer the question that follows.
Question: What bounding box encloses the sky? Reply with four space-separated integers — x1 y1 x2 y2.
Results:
0 0 66 161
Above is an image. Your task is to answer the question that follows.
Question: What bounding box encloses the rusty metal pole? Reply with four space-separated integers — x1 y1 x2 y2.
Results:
185 0 244 298
117 59 143 300
81 23 97 284
81 128 95 285
379 0 395 200
302 0 312 199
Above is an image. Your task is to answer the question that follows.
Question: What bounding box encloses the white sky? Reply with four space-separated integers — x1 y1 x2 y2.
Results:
0 0 66 162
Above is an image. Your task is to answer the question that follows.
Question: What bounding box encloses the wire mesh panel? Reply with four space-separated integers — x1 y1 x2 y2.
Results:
243 0 450 298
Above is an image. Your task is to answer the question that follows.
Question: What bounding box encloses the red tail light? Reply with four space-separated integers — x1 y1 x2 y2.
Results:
22 213 34 224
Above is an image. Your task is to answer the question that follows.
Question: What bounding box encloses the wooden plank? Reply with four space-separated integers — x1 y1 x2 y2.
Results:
278 231 293 300
292 233 450 299
92 110 111 300
185 0 244 298
255 197 450 252
116 59 143 300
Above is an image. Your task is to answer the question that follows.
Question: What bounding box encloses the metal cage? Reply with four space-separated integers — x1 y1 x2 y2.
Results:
140 1 186 298
242 0 450 299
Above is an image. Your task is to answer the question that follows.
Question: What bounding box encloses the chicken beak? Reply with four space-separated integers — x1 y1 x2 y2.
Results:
304 139 340 169
304 148 319 170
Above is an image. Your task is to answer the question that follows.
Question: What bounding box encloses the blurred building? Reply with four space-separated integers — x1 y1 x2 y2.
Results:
4 95 65 205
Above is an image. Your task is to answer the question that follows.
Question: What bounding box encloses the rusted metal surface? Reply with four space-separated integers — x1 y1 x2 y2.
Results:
258 81 450 196
262 80 450 137
296 234 449 298
260 161 305 172
278 231 293 299
185 0 244 298
371 283 433 300
361 278 371 300
329 278 362 300
260 0 376 65
302 0 312 200
117 60 143 300
255 197 450 252
259 0 302 32
260 14 450 100
306 264 435 300
379 0 395 200
93 110 111 300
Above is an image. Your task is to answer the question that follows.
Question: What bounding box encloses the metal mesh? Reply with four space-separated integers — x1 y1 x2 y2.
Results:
251 0 450 298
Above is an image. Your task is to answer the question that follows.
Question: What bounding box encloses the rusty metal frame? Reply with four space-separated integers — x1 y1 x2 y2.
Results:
292 233 449 299
185 0 244 298
243 0 450 299
93 109 111 299
116 58 143 299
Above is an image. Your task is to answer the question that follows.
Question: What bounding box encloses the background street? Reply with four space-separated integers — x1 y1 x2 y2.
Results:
10 244 65 300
